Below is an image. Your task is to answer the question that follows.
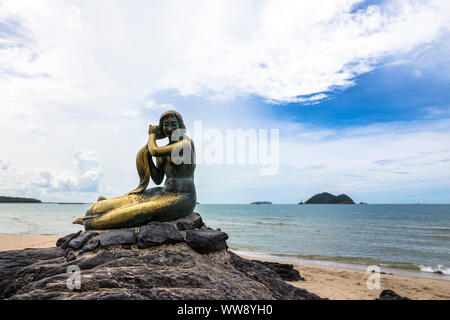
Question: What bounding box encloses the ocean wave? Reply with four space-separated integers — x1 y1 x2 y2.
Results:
430 227 450 233
254 221 289 226
369 225 450 233
427 235 450 240
269 253 422 271
407 226 450 233
419 265 450 275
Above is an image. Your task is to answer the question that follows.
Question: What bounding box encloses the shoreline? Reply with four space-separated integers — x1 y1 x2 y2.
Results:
231 249 450 282
1 234 449 300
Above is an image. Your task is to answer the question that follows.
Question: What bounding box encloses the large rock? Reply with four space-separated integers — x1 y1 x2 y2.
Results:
0 243 321 300
63 249 76 262
0 247 64 298
79 236 100 255
251 260 305 281
100 229 136 247
59 231 82 249
176 221 195 231
137 222 184 248
56 232 80 247
185 229 228 254
0 212 321 300
68 232 99 250
378 289 410 300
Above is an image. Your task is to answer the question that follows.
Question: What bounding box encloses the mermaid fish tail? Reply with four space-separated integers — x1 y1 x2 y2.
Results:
73 216 91 225
72 188 195 230
78 193 194 230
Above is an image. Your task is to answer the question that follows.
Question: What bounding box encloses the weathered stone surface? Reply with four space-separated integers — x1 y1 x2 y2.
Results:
79 236 100 255
228 251 320 300
60 231 82 249
0 247 63 279
0 243 322 300
378 289 410 300
192 214 204 229
185 229 228 254
68 231 99 250
137 222 184 248
63 249 76 262
56 232 79 247
100 229 136 247
0 247 64 298
176 221 195 231
251 260 305 281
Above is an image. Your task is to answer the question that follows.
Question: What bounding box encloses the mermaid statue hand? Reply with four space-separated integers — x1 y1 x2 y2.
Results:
149 124 166 139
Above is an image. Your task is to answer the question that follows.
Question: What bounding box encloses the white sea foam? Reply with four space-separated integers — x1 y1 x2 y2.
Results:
419 265 450 275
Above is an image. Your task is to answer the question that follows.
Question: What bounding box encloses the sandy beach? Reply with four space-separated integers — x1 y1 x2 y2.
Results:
0 234 61 251
239 253 450 300
1 234 449 300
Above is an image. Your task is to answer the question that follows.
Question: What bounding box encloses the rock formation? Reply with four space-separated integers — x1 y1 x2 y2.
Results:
378 289 410 300
0 212 321 300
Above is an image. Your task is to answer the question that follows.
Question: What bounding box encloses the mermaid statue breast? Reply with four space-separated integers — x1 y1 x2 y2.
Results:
73 110 196 230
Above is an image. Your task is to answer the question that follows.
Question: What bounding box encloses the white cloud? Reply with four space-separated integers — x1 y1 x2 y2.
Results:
414 69 423 77
31 171 52 188
0 0 449 115
73 149 103 192
121 109 140 118
142 99 176 111
274 118 450 202
3 148 105 200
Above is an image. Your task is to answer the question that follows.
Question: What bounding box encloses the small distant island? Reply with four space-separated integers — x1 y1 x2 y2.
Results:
0 196 41 203
57 202 86 205
303 192 355 204
250 201 272 205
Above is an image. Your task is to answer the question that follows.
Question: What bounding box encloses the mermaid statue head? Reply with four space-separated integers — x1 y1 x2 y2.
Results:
154 110 186 139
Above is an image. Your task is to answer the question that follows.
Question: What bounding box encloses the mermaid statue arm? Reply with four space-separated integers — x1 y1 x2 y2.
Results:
148 132 192 157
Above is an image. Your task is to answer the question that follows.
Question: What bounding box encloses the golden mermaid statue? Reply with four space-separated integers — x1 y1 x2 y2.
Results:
73 110 196 230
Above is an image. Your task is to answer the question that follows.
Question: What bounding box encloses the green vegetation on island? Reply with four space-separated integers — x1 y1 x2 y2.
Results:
304 192 355 204
0 196 42 203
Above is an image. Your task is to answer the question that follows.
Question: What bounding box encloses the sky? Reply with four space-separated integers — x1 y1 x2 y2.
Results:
1 0 450 204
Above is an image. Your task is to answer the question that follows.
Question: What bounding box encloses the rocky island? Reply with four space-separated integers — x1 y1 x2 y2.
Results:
304 192 355 204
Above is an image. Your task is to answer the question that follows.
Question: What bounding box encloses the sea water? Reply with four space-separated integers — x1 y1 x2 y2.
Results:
1 203 449 278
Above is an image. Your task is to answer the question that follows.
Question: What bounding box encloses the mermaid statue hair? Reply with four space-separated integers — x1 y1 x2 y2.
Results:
132 110 186 194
